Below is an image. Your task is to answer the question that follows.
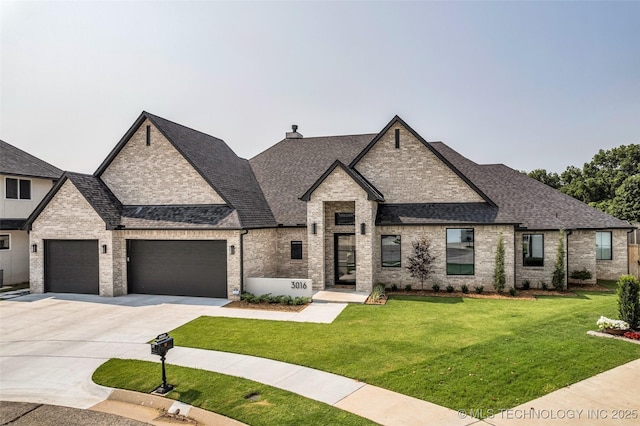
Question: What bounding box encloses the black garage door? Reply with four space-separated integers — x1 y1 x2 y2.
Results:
127 240 227 298
45 240 99 294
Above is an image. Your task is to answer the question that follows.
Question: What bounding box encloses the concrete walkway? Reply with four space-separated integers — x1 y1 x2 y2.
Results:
1 293 639 425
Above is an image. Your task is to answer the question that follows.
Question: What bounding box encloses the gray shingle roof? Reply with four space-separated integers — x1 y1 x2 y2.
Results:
120 205 240 229
430 142 631 229
250 134 376 225
0 140 62 179
300 160 384 202
66 172 122 229
377 203 500 225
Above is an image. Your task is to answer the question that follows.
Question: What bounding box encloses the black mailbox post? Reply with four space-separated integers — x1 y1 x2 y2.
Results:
151 333 174 394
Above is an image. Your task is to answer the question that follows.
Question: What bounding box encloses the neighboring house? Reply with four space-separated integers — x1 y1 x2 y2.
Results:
24 112 632 298
1 140 62 286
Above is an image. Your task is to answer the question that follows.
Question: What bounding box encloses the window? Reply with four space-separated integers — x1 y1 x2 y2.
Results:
335 212 355 226
291 241 303 260
381 235 401 267
446 229 474 275
5 178 31 200
523 234 544 267
0 235 9 250
596 231 612 260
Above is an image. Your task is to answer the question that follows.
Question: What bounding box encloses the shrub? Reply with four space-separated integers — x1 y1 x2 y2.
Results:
522 280 531 290
617 275 640 329
446 285 455 293
461 284 469 294
552 230 566 291
293 296 310 305
540 281 548 290
432 283 440 293
258 293 272 303
405 284 412 292
241 292 260 304
280 295 293 305
474 285 484 294
369 284 386 303
493 234 506 293
509 287 517 297
390 283 398 292
570 268 592 285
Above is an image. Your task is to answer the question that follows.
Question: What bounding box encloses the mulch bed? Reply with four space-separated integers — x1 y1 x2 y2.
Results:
385 288 582 301
223 300 309 312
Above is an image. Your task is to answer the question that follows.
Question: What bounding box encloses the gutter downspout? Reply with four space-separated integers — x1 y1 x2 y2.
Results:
565 229 572 288
240 229 249 294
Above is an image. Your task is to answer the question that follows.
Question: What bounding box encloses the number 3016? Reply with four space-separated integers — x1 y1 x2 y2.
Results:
291 281 307 289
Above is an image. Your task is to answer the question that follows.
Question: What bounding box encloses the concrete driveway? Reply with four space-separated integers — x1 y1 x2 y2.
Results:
0 293 231 408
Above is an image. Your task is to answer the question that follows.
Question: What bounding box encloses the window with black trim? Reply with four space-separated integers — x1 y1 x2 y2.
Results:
446 228 474 275
0 234 10 250
291 241 303 260
381 235 401 267
596 231 612 260
523 234 544 267
335 212 355 226
5 178 31 200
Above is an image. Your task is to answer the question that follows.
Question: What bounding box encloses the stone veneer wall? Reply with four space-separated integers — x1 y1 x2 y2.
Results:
515 230 563 289
353 123 484 203
375 225 515 291
101 118 225 205
29 180 116 296
115 229 242 299
596 229 629 281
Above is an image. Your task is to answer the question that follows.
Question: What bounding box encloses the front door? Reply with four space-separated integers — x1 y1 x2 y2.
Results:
335 234 356 285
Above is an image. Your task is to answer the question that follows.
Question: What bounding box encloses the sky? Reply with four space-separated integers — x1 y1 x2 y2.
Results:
1 1 639 175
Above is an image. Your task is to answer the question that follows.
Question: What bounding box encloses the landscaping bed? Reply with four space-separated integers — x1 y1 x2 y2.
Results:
224 300 309 312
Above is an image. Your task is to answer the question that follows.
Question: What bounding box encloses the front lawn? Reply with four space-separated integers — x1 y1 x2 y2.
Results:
169 287 640 412
93 359 374 426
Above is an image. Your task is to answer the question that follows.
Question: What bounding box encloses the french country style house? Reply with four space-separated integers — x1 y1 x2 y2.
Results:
24 112 632 297
1 140 62 286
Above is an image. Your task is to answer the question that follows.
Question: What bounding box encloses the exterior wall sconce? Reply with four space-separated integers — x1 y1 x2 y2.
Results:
102 244 108 254
312 223 317 235
360 223 366 235
31 244 37 253
229 245 235 255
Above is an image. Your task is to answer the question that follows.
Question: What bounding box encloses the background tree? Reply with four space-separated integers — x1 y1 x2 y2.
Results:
526 144 639 222
493 234 506 293
617 275 640 330
406 237 437 290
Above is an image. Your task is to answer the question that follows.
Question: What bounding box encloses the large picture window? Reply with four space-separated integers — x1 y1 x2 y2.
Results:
381 235 401 267
5 178 31 200
596 231 612 260
523 234 544 267
446 229 474 275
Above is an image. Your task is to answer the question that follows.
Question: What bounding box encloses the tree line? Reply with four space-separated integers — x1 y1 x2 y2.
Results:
525 144 640 223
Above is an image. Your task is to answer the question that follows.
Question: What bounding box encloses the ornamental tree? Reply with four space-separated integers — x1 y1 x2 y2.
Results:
406 237 437 290
617 275 640 330
552 230 566 291
493 234 506 293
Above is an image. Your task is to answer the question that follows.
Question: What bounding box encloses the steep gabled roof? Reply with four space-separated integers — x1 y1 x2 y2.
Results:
95 112 275 228
24 172 122 231
349 116 496 207
250 133 376 226
300 160 384 202
430 142 632 230
0 140 62 180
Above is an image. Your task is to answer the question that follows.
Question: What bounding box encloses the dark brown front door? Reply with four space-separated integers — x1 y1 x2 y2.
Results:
335 234 356 285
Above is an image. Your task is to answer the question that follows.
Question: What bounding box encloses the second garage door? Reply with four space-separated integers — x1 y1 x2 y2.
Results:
45 240 100 294
127 240 227 298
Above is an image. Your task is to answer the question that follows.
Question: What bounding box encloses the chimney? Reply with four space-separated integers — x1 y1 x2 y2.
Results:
286 124 303 139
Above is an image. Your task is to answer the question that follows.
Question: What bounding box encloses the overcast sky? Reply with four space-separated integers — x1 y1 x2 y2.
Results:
1 1 639 174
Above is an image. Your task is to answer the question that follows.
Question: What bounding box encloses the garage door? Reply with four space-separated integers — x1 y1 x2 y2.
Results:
127 240 227 298
44 240 99 294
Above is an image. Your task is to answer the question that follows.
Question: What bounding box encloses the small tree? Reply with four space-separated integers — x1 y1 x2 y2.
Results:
406 237 437 290
493 234 506 293
617 275 640 330
552 230 566 291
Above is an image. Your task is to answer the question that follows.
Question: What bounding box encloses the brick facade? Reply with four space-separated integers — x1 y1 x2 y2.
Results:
354 123 484 203
101 119 225 205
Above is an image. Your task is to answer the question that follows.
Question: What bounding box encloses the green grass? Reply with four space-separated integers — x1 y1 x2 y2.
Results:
93 359 374 426
169 287 639 413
